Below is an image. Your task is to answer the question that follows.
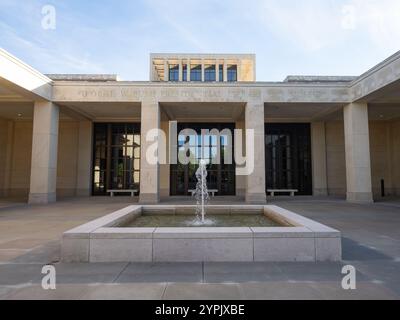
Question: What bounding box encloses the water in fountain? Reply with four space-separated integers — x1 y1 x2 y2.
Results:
193 159 212 225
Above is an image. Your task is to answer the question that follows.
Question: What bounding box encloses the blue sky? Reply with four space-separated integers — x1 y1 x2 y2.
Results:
1 0 400 81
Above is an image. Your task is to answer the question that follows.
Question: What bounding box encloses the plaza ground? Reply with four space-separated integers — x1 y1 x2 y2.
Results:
0 197 399 300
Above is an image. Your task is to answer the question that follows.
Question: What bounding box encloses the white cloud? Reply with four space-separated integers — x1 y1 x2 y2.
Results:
0 20 105 74
258 0 344 52
254 0 400 53
145 0 211 52
344 0 400 52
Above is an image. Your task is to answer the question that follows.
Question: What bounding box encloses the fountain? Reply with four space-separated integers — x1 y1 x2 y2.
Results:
195 159 209 224
62 157 342 262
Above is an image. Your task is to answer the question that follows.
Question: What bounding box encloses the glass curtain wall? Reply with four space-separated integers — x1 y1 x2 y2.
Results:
93 123 141 195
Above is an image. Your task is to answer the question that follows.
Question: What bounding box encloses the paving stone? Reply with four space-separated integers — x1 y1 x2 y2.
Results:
116 262 203 283
163 283 242 300
238 282 322 300
276 262 370 282
11 241 60 264
204 262 285 282
5 284 90 300
2 198 400 299
51 262 128 284
0 286 15 299
81 283 167 300
310 281 400 300
0 264 43 285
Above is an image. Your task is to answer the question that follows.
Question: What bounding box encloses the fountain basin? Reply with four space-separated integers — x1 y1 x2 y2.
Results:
61 205 341 263
124 214 281 228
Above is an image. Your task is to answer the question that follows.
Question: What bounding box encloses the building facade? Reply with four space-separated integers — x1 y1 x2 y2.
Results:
1 49 400 204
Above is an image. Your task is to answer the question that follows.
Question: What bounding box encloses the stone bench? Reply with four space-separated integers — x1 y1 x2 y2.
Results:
267 189 298 197
107 189 138 197
188 189 218 197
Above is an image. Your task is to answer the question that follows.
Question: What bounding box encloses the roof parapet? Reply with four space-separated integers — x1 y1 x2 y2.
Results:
284 75 357 83
46 74 119 82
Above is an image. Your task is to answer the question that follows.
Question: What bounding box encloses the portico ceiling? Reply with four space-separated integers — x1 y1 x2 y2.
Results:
264 102 400 122
368 104 400 121
58 102 141 121
0 83 30 102
160 102 245 122
0 101 33 120
264 103 344 122
368 80 400 104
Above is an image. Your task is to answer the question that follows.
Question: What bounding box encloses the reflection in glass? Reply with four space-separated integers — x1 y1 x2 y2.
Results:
265 124 312 195
204 65 216 81
93 123 141 195
171 123 235 196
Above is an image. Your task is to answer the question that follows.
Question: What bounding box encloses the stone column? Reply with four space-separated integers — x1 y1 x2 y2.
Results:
343 102 373 203
164 59 169 82
29 101 59 204
201 59 205 82
223 60 228 82
245 102 267 203
215 60 219 82
187 59 191 82
76 121 93 196
311 122 328 196
139 101 160 203
178 60 183 82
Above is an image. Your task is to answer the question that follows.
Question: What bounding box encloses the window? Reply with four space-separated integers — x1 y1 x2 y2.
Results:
170 123 236 196
227 65 237 82
169 64 179 81
190 64 201 81
265 124 312 195
219 65 224 82
93 123 141 195
204 65 216 82
182 64 187 81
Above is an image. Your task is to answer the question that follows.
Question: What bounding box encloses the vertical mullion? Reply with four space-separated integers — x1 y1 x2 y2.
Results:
123 124 127 190
106 124 112 192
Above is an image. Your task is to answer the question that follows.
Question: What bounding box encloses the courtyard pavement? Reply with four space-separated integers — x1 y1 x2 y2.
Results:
0 196 399 300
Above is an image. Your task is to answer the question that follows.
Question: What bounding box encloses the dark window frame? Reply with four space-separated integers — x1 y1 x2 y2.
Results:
190 64 202 81
169 64 179 82
170 123 236 196
227 65 237 82
265 123 312 195
182 64 187 81
92 123 141 196
204 65 216 82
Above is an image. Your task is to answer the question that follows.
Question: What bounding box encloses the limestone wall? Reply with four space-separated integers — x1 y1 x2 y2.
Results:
369 121 393 197
325 121 346 196
0 119 8 196
1 116 399 200
0 120 81 198
9 121 32 197
56 121 79 197
390 120 400 196
324 119 400 198
240 59 256 82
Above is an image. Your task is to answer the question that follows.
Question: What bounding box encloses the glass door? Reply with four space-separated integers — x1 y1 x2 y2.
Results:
93 123 141 195
265 123 312 195
170 123 236 196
